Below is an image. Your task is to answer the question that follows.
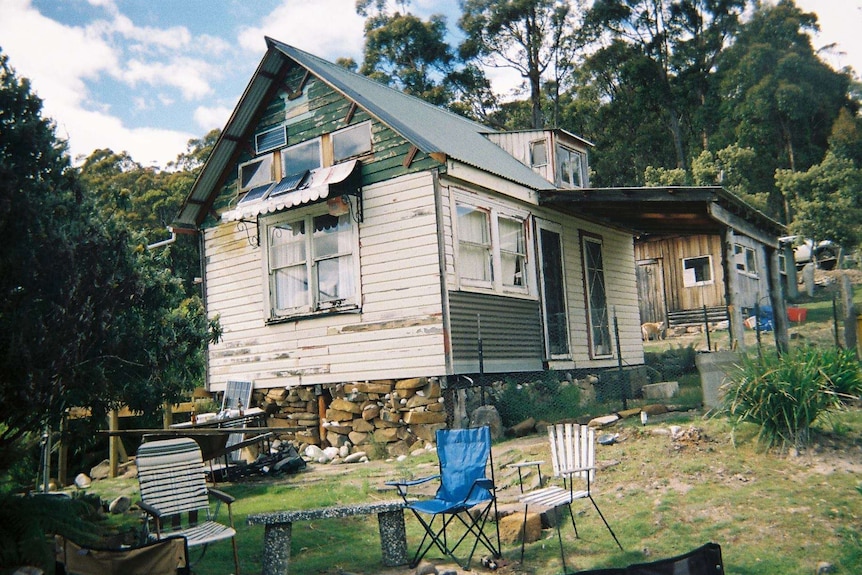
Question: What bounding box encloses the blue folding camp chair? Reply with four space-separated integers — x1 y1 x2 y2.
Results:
387 426 502 569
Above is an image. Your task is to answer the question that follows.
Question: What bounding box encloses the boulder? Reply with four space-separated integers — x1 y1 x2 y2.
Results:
470 405 504 439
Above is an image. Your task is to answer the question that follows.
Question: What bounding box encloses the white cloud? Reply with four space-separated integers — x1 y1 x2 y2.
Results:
194 105 234 133
121 57 216 101
237 0 366 61
794 0 862 78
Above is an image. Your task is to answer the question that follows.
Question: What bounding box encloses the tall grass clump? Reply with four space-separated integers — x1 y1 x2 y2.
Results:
721 346 862 450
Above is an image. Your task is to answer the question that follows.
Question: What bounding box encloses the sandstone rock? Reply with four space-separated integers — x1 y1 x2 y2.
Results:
109 496 131 514
395 377 427 390
352 418 374 432
74 473 91 489
642 404 669 416
344 451 367 463
588 414 620 427
508 417 536 437
348 431 369 445
374 428 400 443
353 381 394 394
89 460 111 481
499 511 542 545
325 408 354 422
330 398 362 414
362 403 381 420
470 405 503 439
404 410 446 424
412 423 446 443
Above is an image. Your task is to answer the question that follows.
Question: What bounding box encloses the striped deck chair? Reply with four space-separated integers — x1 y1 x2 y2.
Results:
136 437 241 575
509 423 622 573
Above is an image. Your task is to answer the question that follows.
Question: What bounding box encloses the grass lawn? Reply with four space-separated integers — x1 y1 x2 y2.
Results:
83 407 862 575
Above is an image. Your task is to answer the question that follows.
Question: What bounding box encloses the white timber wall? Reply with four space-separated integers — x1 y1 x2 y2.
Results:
205 171 447 393
437 174 642 370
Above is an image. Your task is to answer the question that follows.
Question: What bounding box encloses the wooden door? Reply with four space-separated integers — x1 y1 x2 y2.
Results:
637 258 666 324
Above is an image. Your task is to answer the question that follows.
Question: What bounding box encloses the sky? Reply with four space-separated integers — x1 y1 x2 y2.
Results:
1 0 860 169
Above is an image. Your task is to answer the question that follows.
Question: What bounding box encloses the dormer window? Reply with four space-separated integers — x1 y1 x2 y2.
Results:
557 145 585 188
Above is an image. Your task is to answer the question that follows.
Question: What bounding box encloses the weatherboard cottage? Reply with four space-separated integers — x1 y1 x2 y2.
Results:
175 38 646 445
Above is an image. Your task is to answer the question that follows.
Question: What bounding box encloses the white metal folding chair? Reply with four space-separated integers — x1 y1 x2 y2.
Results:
510 423 622 572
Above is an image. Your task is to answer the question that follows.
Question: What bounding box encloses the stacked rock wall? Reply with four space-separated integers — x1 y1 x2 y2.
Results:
260 377 449 456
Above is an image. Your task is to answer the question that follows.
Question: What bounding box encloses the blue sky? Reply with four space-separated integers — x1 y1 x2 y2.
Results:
1 0 860 169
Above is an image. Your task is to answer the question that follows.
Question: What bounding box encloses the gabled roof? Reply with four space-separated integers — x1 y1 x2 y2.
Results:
175 38 554 229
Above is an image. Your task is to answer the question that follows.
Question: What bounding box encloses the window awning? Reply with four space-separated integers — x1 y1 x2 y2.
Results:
222 159 360 222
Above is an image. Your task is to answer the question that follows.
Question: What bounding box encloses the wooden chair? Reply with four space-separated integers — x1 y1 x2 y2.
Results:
510 423 622 573
136 437 241 574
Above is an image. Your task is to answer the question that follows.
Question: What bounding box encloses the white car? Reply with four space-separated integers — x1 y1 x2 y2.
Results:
780 235 839 270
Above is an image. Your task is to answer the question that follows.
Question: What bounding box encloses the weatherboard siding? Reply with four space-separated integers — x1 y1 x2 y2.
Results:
204 171 447 392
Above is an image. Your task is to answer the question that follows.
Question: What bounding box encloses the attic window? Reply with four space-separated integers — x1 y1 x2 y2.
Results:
557 144 585 188
255 125 287 154
333 121 372 162
282 139 321 175
239 155 274 191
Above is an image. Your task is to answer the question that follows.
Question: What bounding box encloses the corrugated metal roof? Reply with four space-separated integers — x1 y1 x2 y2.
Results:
175 38 554 228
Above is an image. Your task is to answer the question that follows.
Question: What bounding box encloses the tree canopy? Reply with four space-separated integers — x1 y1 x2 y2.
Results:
0 51 216 479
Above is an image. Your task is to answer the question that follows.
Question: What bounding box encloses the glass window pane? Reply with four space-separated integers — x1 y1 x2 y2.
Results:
531 141 547 166
240 156 273 190
282 139 321 175
269 221 306 268
317 255 354 303
273 266 308 309
333 123 371 161
457 205 491 283
499 217 526 288
557 146 571 186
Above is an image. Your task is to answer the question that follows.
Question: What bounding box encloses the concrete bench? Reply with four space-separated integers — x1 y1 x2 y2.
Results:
247 500 408 575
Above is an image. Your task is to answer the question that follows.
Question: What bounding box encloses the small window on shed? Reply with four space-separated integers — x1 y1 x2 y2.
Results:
682 255 713 287
282 139 321 176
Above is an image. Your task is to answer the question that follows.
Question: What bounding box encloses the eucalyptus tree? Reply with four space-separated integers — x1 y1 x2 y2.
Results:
714 0 854 221
458 0 581 129
357 0 455 105
584 0 747 170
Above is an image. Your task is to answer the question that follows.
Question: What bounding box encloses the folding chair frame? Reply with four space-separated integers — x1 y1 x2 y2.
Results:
510 424 622 573
388 426 502 570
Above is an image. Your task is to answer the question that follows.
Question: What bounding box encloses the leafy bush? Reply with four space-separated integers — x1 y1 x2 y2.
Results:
644 345 698 382
492 373 583 428
721 346 862 449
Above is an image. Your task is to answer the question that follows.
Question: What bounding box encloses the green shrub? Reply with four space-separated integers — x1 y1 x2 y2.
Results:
644 345 698 382
492 373 583 428
721 347 861 450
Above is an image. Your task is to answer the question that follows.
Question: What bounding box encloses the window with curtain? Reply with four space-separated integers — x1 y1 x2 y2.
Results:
456 198 530 295
266 209 357 318
582 234 612 358
457 204 492 286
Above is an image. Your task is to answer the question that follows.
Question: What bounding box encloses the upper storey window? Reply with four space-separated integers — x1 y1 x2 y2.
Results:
333 122 372 162
557 144 585 188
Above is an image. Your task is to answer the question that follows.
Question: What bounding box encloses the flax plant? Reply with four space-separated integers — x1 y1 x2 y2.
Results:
722 346 861 450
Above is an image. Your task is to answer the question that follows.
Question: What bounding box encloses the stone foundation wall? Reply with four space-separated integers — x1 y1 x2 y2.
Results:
257 377 449 457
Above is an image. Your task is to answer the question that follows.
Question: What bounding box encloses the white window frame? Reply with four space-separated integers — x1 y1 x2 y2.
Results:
682 255 714 287
581 233 613 358
332 121 372 162
556 144 586 188
734 244 759 277
238 155 274 192
453 192 533 297
262 204 360 321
